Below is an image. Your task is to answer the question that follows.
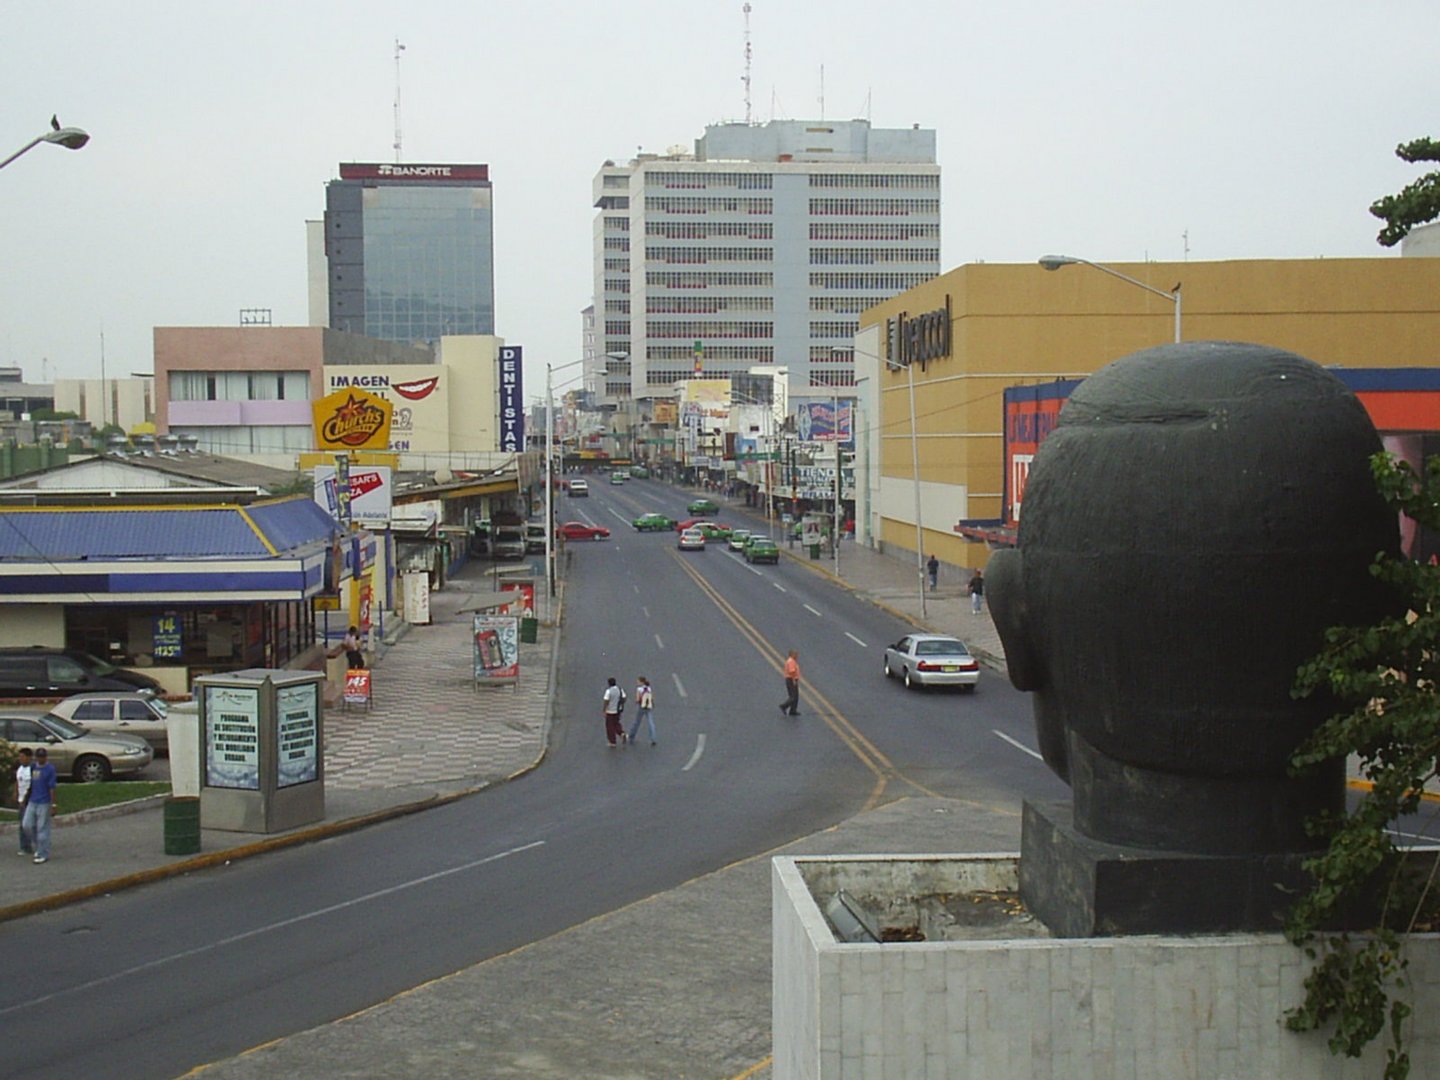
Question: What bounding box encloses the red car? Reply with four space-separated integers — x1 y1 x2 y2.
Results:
557 521 611 541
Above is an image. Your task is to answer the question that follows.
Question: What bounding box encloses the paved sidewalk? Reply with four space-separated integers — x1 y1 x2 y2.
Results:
0 486 1015 1078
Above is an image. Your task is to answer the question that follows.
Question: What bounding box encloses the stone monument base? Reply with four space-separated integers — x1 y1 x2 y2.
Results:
1019 800 1318 937
772 853 1440 1079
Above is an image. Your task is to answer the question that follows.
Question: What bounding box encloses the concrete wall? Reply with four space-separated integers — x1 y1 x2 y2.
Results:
860 257 1440 572
773 853 1440 1080
0 605 63 646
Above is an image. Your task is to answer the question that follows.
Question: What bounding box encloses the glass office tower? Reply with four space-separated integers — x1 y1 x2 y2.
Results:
325 163 495 346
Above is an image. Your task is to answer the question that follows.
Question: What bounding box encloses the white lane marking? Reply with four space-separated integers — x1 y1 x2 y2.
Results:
803 604 822 618
992 730 1044 762
682 733 707 772
655 633 665 650
633 584 639 594
0 840 547 1018
742 562 763 576
772 582 787 593
607 506 632 525
672 673 688 698
642 606 650 618
845 632 868 648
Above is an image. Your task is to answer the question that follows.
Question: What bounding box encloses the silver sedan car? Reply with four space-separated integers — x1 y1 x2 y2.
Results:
883 634 980 691
46 692 171 752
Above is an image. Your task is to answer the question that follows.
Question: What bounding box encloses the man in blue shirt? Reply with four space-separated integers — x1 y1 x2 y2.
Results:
23 747 57 864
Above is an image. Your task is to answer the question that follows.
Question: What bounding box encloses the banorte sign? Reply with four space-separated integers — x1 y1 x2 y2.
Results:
311 387 393 452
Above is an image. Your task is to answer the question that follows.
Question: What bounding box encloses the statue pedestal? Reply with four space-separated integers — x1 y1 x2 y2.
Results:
1019 801 1318 937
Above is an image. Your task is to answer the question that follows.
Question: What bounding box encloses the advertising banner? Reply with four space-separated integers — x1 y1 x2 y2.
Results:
473 613 520 684
152 614 182 660
314 465 393 526
324 367 447 453
312 387 393 452
276 682 319 786
501 581 535 616
204 685 261 790
1002 381 1081 527
499 346 525 452
342 668 373 708
796 401 853 443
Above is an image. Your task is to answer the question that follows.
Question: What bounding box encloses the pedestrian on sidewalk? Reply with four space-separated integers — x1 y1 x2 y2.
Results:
602 677 626 747
23 748 57 864
342 626 365 669
969 568 985 614
927 554 939 591
629 675 657 746
779 649 801 716
14 747 34 856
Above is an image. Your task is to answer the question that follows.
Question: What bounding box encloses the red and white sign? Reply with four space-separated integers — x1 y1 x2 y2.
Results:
343 668 372 706
314 465 393 526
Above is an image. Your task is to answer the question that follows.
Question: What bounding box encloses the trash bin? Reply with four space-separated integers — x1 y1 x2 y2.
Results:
163 796 201 855
809 543 821 560
520 616 539 644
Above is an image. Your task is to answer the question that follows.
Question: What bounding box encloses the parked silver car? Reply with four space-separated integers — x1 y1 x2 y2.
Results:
882 635 980 691
45 692 171 752
0 711 154 781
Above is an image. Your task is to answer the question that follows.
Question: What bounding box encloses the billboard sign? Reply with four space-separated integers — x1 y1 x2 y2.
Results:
312 387 393 452
339 162 490 182
499 346 525 452
314 465 393 526
473 613 520 684
796 401 853 443
325 367 447 453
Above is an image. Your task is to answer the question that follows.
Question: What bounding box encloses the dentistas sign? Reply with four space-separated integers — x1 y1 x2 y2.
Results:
499 346 525 452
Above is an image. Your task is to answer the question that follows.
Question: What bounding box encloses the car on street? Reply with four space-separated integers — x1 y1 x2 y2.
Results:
557 521 611 541
633 512 676 532
882 635 981 691
0 647 163 699
628 466 649 478
743 537 780 564
727 528 752 551
609 472 626 485
678 527 706 551
0 711 154 781
687 498 719 515
525 523 547 554
742 533 773 554
674 519 730 539
569 479 590 497
45 691 171 752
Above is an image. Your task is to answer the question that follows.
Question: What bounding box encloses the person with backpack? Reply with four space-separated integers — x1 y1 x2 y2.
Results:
628 675 657 747
602 677 626 747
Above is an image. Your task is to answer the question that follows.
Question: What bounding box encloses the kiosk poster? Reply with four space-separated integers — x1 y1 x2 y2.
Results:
501 580 535 616
152 614 182 660
473 614 520 683
276 682 319 788
205 685 261 790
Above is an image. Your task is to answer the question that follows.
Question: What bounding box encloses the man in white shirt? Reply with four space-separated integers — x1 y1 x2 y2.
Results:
14 747 33 856
602 677 625 747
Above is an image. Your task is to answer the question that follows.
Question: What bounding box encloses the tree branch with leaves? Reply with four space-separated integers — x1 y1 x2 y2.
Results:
1371 137 1440 248
1286 451 1440 1080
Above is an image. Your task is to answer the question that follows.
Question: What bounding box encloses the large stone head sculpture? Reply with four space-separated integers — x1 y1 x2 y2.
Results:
988 342 1398 855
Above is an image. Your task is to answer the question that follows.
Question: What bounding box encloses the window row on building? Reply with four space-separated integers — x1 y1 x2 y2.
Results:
808 174 939 190
604 257 628 271
810 320 860 338
604 236 631 251
809 248 940 265
648 321 775 339
646 246 775 264
645 271 774 289
170 371 311 402
604 277 630 294
645 197 774 214
647 221 774 239
647 344 773 362
808 198 941 216
809 296 890 313
809 272 934 290
808 370 858 387
604 215 630 231
610 299 631 314
605 320 631 336
810 223 940 241
647 296 775 314
646 172 773 190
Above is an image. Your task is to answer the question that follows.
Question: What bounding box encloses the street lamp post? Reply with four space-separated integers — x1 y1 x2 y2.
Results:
0 118 90 172
1039 254 1182 343
545 358 588 602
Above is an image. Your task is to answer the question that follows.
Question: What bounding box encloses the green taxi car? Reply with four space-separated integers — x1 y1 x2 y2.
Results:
687 521 732 540
633 512 676 532
687 498 719 515
744 537 781 564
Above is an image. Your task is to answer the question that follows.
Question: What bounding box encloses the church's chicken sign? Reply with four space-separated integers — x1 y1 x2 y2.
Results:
311 386 393 452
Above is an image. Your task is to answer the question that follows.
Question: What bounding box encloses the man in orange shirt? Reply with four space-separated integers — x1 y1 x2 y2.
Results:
779 649 801 716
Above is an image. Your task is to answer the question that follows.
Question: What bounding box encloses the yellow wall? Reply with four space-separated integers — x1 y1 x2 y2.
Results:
863 257 1440 570
438 335 502 453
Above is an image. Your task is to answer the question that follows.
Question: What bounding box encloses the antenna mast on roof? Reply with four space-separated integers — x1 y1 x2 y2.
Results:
393 38 407 162
742 3 753 124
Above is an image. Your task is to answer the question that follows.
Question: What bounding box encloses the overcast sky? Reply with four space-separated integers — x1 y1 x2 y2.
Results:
2 1 1434 401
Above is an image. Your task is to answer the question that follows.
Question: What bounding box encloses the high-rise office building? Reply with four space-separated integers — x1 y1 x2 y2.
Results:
324 163 495 346
591 119 939 401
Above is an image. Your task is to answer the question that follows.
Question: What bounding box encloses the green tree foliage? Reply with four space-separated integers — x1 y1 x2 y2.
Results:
1371 138 1440 247
1286 452 1440 1080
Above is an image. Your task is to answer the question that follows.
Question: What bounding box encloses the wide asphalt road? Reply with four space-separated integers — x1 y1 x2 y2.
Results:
0 477 1065 1080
